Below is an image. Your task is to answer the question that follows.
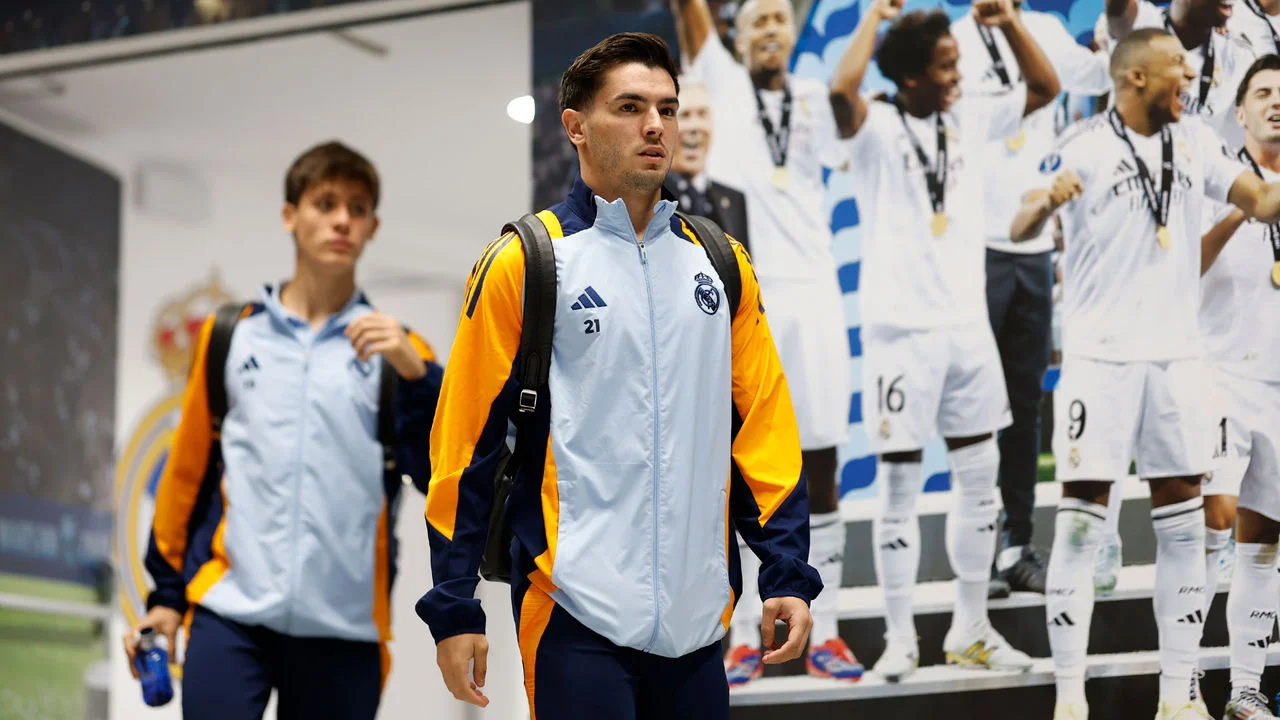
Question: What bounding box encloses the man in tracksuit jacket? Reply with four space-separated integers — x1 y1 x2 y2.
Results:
124 141 442 719
417 33 823 719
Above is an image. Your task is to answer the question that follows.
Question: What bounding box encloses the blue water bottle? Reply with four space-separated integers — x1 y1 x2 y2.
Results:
134 628 174 707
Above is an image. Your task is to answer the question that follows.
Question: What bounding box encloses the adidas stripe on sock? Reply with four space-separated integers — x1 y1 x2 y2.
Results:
1151 497 1207 706
1046 497 1106 706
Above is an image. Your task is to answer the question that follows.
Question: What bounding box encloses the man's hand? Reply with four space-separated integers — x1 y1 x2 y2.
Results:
760 596 813 664
437 633 490 708
974 0 1017 27
870 0 905 22
346 313 426 381
1048 169 1084 210
123 606 182 679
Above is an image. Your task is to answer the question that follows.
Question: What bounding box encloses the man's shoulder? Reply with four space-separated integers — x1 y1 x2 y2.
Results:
949 13 978 40
789 75 830 101
707 179 746 203
1173 116 1234 157
1132 0 1166 29
1021 9 1069 32
1038 115 1110 174
1057 114 1110 150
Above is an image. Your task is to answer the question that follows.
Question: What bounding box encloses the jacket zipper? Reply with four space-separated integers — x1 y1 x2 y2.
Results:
285 341 311 632
637 234 663 653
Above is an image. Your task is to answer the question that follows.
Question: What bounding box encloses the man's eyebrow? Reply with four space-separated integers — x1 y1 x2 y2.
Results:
611 93 680 105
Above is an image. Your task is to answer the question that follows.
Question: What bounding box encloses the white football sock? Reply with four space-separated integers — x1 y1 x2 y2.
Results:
945 439 1001 631
1204 526 1233 622
1047 497 1106 706
1228 542 1279 698
873 460 922 644
730 535 762 649
1104 482 1124 535
809 511 845 646
1151 497 1207 706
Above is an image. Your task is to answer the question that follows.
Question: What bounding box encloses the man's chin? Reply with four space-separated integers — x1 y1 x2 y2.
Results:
753 54 790 74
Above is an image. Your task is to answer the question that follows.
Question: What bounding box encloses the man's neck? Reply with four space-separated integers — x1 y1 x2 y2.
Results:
750 68 788 92
1246 136 1280 172
899 90 938 119
581 167 661 238
1116 92 1162 136
280 264 357 329
1168 1 1213 50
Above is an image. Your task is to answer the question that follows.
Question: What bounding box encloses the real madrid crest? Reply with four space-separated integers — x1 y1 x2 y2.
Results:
694 271 720 315
879 419 892 440
1068 447 1082 469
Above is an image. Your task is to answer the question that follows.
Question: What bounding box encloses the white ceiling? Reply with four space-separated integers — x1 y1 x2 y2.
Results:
0 1 533 299
0 1 530 173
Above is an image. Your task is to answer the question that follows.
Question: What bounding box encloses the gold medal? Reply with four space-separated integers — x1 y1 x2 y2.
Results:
771 166 789 190
1156 225 1171 251
1272 261 1280 288
931 212 948 237
1005 129 1026 152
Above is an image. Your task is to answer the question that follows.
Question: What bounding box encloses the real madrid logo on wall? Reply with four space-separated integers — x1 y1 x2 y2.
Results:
113 270 233 627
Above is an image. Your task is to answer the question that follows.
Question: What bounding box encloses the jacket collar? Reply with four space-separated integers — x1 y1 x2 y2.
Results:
261 281 369 335
565 175 679 243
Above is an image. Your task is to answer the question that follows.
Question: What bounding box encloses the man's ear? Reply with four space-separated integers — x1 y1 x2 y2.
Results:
282 203 297 233
563 107 587 149
1127 66 1147 92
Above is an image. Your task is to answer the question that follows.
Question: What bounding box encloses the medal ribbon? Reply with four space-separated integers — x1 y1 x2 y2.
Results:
897 103 948 216
1108 109 1173 235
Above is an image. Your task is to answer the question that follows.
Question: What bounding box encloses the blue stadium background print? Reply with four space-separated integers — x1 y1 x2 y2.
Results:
792 0 1107 500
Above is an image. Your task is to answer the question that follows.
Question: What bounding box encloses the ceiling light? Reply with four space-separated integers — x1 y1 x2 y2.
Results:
506 95 534 125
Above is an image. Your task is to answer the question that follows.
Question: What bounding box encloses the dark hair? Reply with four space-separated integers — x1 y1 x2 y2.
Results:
1109 27 1173 83
284 141 380 208
876 10 952 87
559 32 680 112
1237 54 1280 106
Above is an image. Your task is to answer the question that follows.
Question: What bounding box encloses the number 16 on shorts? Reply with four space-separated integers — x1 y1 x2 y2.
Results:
863 372 912 454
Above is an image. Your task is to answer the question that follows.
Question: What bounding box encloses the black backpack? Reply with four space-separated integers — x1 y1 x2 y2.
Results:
204 304 400 475
476 211 742 584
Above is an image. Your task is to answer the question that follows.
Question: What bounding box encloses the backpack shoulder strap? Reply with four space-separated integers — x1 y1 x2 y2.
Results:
206 302 247 434
676 212 741 319
500 214 557 414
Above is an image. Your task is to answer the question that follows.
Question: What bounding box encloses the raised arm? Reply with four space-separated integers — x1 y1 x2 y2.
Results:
1228 170 1280 225
1201 208 1248 275
829 0 902 138
975 0 1061 116
669 0 716 64
1010 170 1082 241
1106 0 1141 46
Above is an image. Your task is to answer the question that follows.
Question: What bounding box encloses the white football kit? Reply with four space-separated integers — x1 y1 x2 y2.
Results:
1199 156 1280 518
1228 0 1280 57
953 10 1112 252
688 37 849 449
844 89 1026 453
1048 113 1248 481
1095 1 1257 147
